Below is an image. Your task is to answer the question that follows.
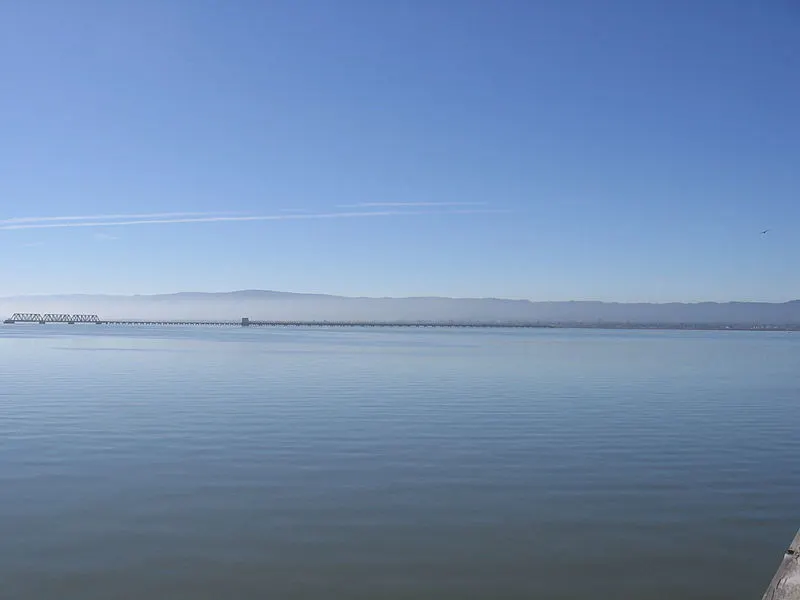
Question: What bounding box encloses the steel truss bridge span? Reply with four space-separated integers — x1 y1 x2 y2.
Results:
4 313 100 324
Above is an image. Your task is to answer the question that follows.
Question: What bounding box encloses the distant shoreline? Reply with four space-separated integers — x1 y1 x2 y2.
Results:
3 291 799 328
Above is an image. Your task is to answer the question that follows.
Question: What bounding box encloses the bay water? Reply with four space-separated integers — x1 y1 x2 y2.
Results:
1 326 798 599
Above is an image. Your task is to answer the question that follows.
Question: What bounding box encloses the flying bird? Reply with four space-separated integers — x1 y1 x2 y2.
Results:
760 229 770 235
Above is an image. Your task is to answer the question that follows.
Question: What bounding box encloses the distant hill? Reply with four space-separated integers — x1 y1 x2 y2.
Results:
2 290 800 325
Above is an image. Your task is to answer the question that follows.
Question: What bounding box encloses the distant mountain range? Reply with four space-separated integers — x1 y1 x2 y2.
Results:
2 290 800 325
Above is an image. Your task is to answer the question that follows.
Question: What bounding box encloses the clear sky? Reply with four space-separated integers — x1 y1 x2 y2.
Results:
1 0 798 302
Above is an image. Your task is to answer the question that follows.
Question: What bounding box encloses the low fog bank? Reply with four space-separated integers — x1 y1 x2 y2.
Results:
2 291 800 325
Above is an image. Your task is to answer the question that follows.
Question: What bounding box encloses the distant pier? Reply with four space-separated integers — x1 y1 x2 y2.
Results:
4 312 799 331
2 313 552 328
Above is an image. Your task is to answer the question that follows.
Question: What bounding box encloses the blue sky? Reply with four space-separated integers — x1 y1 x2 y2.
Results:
1 0 798 302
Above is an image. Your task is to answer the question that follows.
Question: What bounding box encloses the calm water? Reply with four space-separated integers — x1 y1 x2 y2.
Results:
1 326 798 599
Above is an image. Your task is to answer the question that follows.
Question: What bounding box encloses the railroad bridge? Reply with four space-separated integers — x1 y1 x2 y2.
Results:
3 313 100 324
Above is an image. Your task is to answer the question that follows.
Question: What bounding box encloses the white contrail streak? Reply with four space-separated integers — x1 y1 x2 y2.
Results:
0 212 228 225
337 202 488 208
0 209 509 230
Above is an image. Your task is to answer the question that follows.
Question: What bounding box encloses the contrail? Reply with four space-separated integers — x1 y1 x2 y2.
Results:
337 202 488 208
0 209 509 230
0 211 229 225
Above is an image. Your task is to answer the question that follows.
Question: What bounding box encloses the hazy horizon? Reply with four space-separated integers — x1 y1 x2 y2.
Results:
3 289 800 325
2 288 800 305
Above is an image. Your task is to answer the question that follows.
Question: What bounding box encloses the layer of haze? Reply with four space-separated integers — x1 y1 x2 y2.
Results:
2 291 800 325
1 1 798 301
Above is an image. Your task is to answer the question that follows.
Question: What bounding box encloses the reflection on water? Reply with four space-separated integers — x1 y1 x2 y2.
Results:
1 326 798 599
